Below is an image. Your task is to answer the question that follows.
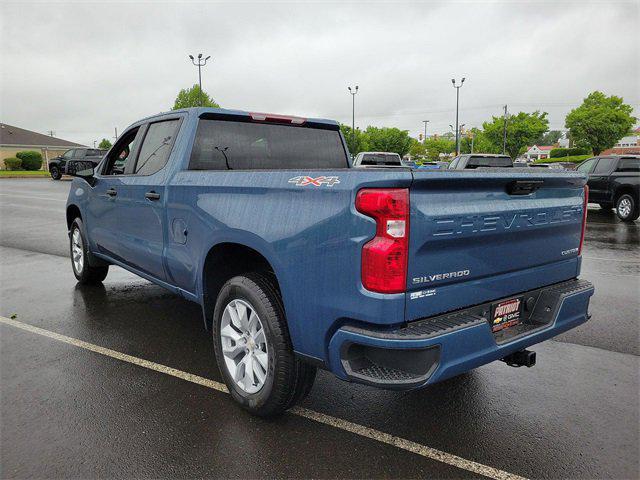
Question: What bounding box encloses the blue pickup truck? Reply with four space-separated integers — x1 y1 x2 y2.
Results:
66 107 594 415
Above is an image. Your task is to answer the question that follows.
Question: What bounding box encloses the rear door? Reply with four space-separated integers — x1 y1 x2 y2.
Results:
406 170 586 321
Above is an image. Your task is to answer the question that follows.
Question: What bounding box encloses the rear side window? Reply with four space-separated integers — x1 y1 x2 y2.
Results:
134 120 180 175
466 156 513 168
189 119 348 170
593 157 616 174
616 158 640 172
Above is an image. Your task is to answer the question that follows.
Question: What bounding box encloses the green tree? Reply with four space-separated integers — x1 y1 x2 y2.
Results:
98 138 112 150
537 130 563 146
423 137 455 161
483 111 549 159
408 138 427 158
363 126 412 157
172 84 220 110
460 128 500 154
340 124 366 156
565 91 636 155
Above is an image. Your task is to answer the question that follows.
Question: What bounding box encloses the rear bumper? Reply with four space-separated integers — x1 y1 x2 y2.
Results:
328 279 594 389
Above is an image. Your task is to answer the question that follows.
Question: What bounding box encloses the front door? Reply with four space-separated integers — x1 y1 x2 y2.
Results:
588 157 617 203
113 117 182 281
86 127 143 260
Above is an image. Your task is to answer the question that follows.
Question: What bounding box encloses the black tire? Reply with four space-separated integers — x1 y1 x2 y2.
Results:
69 218 109 284
50 166 62 180
598 203 613 211
616 193 639 222
212 273 316 416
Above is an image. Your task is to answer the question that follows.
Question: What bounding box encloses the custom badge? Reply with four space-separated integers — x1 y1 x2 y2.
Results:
288 176 340 187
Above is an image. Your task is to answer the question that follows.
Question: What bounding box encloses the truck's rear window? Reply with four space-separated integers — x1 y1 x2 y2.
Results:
467 156 513 168
189 119 348 170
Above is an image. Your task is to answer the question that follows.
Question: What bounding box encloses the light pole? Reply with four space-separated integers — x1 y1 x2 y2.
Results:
451 77 465 155
347 86 359 134
422 120 429 144
189 53 211 106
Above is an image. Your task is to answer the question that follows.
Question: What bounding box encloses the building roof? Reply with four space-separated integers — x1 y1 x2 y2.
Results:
0 123 85 148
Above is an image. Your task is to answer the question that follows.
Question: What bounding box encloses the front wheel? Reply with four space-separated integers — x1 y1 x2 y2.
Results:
212 273 316 416
50 166 62 180
616 194 639 222
69 218 109 284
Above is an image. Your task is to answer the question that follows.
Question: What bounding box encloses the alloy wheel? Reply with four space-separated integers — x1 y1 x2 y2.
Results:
220 299 269 394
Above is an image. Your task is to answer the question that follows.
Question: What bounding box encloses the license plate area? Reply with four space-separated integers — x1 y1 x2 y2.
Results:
490 296 523 333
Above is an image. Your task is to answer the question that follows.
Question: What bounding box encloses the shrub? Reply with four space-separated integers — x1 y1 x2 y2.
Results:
16 150 43 170
534 155 592 164
4 157 23 170
550 147 591 158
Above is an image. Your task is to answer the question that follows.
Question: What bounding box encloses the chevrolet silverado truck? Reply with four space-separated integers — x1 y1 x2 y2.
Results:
65 107 594 416
576 155 639 222
49 148 107 180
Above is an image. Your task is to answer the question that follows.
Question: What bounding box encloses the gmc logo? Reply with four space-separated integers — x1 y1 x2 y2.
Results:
432 207 582 237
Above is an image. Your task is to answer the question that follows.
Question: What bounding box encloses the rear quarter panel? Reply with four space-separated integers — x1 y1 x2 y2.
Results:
166 168 413 361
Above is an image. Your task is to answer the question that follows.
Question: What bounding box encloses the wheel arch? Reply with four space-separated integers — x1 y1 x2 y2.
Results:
201 242 283 331
66 204 82 231
614 185 637 204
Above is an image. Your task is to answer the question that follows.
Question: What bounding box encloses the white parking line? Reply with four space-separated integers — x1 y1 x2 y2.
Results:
0 316 526 480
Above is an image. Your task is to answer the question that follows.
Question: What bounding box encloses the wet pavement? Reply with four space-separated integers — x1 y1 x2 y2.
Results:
1 178 639 479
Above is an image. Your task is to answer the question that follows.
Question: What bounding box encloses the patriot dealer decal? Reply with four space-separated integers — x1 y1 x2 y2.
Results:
288 176 341 187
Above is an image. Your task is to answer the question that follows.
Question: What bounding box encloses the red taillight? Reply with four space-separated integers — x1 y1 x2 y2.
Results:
578 185 589 256
356 188 409 294
249 112 306 125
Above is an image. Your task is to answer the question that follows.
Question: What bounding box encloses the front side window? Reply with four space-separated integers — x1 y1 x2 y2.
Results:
134 120 180 175
73 149 86 158
593 157 617 174
576 158 597 173
189 119 348 170
62 150 75 159
102 128 140 175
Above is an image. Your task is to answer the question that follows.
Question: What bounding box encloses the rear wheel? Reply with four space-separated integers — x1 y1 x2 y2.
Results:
212 273 316 416
616 194 639 222
50 165 62 180
70 218 109 284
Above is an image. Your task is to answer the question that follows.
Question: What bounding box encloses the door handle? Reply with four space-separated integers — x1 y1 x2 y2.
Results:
106 188 117 197
145 191 161 200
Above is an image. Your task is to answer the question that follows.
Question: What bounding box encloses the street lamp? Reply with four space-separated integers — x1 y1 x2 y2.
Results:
452 77 465 155
422 120 429 144
189 53 212 107
347 86 359 135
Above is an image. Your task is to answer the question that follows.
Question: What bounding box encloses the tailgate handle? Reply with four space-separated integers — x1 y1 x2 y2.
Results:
507 180 543 195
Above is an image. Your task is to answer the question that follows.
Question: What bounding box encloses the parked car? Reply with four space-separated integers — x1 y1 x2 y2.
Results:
576 155 640 221
49 148 107 180
353 151 403 167
65 107 594 416
448 154 513 169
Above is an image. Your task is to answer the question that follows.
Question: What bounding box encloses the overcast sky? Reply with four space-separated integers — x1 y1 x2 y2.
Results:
1 0 638 146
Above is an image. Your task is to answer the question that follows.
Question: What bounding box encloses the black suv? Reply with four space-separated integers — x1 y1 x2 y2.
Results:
48 148 107 180
577 155 640 222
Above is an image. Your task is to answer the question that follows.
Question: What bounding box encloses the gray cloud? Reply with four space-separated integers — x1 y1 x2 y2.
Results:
1 0 638 146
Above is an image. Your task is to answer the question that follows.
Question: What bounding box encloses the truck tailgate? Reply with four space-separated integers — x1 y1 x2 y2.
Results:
406 169 587 321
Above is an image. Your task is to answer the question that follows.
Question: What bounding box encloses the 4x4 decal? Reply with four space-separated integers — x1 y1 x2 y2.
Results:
288 176 340 187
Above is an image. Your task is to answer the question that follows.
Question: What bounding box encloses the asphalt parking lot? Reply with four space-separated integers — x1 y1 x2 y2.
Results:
1 178 638 479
